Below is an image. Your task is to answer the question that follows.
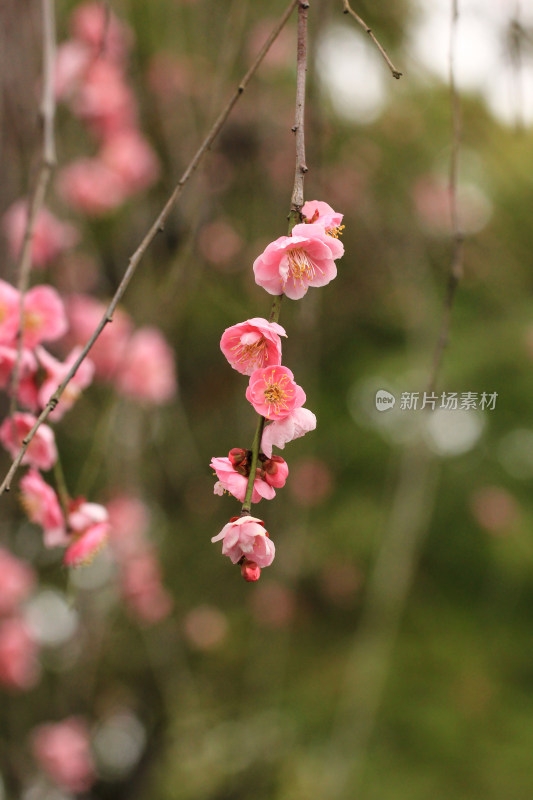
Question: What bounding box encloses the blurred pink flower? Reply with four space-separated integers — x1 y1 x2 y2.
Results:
115 327 176 404
220 317 286 376
253 223 342 300
211 515 275 567
66 294 133 379
301 200 344 233
0 345 36 389
210 456 276 503
36 346 94 420
119 551 173 623
54 40 91 99
19 469 68 548
261 407 316 457
31 716 96 793
246 365 305 420
197 219 243 268
0 412 57 471
2 201 79 268
0 617 40 690
73 60 137 138
107 494 150 559
63 521 110 567
68 500 108 533
289 457 333 507
70 1 133 63
0 548 35 616
182 605 228 649
22 285 68 348
100 129 160 194
0 279 20 344
58 158 127 216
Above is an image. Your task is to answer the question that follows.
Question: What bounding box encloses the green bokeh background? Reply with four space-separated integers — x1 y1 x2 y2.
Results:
1 0 533 798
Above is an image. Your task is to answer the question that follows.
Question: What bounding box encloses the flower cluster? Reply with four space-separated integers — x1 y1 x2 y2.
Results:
212 201 343 579
55 2 160 215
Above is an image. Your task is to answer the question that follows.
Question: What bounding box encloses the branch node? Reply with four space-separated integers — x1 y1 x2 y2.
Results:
238 84 245 94
291 125 298 132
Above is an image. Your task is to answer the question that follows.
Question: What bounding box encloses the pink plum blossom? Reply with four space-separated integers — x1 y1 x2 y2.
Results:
63 521 110 567
115 327 176 404
107 494 150 559
31 716 96 793
262 455 289 488
19 469 68 547
220 317 286 375
0 345 36 389
22 285 68 348
100 129 160 194
119 552 173 623
36 346 95 420
2 201 79 268
0 413 57 471
301 199 344 234
68 500 108 533
253 224 342 300
246 365 305 420
0 280 20 344
0 617 40 690
70 1 133 63
54 40 91 99
0 548 35 616
58 158 128 216
211 515 275 567
211 456 276 504
72 60 137 138
261 407 317 457
66 294 132 379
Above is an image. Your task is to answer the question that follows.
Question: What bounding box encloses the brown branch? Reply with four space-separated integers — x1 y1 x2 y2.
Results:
240 0 309 516
342 0 402 79
9 0 57 417
426 0 463 394
0 0 299 497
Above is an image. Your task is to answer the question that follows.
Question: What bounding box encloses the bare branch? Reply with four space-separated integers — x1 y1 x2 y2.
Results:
342 0 402 79
0 0 299 497
9 0 57 416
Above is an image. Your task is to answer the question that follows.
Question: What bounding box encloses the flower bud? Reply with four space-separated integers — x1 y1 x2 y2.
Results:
241 560 261 582
263 456 289 489
228 448 247 466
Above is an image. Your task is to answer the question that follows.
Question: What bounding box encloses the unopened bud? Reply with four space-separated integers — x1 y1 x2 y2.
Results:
229 448 247 466
241 560 261 582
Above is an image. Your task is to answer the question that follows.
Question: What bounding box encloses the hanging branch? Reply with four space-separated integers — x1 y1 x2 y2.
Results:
426 0 463 394
240 0 309 516
342 0 402 79
9 0 57 417
0 0 299 497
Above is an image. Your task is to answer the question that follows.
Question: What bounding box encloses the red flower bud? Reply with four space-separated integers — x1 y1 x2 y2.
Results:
228 448 247 466
241 560 261 582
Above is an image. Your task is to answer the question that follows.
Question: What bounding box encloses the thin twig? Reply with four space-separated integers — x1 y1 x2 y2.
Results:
241 0 309 515
426 0 463 394
342 0 402 79
9 0 57 417
0 0 299 497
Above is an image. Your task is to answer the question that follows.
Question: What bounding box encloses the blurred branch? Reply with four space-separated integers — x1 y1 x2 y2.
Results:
241 0 309 515
8 0 57 416
426 0 463 393
342 0 402 79
0 0 299 497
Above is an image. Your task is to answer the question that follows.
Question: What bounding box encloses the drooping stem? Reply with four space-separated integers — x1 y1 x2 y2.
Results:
240 0 309 516
426 0 463 394
0 0 299 497
9 0 57 418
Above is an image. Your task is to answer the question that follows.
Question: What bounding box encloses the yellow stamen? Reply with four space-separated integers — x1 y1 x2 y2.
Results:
231 336 267 369
326 224 345 239
262 369 294 416
286 247 323 287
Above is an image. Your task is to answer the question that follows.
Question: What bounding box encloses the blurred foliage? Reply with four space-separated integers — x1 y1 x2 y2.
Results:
1 0 533 798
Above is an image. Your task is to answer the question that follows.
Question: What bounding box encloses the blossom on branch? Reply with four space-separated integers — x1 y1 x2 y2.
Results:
0 413 57 471
19 469 68 547
211 515 275 568
261 407 317 458
211 456 275 503
246 365 305 420
220 317 286 376
253 222 343 300
36 346 95 420
302 199 344 237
